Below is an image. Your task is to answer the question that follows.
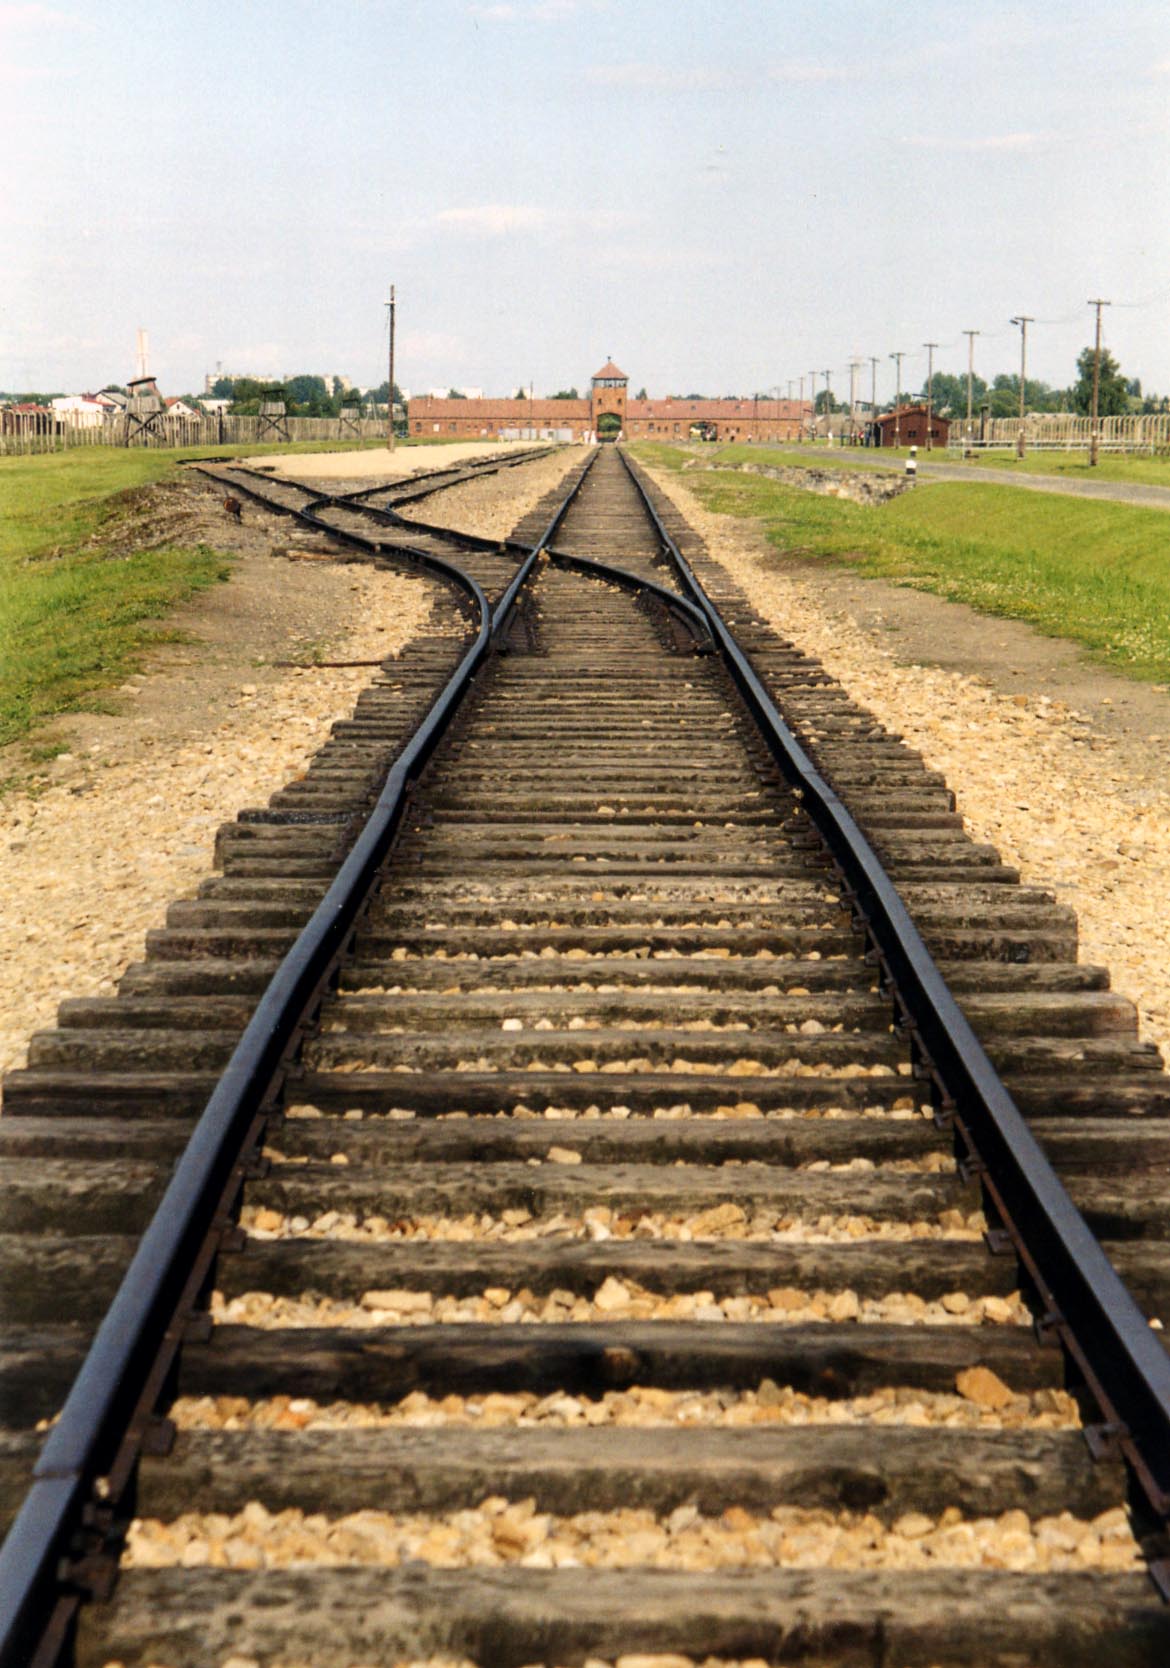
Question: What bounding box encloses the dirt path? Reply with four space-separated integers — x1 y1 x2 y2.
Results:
254 439 551 482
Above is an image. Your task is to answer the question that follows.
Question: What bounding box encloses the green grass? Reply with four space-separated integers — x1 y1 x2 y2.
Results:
0 437 484 751
0 452 240 747
697 441 1170 488
948 449 1170 487
633 442 1170 682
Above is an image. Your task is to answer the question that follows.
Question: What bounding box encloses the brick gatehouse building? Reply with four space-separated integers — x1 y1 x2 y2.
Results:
409 360 810 443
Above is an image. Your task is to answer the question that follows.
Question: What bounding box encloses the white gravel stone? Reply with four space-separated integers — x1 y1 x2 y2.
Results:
171 1380 1079 1435
238 1200 981 1247
123 1499 1139 1574
208 1282 1030 1331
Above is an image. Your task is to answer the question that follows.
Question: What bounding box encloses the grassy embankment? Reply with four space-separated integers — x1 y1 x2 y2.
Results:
0 449 238 751
0 436 515 754
705 441 1170 488
634 442 1170 683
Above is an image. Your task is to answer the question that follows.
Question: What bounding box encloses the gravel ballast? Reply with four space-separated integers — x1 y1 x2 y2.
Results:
122 1498 1139 1574
1 566 431 1078
640 460 1170 1059
1 449 582 1081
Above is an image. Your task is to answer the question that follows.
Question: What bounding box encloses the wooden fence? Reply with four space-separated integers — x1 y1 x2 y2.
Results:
0 413 393 457
947 412 1170 453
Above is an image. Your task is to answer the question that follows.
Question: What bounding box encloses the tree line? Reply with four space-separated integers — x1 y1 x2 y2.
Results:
209 375 402 416
810 348 1164 419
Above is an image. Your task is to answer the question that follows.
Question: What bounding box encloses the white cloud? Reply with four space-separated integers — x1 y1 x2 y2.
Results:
401 330 469 364
899 130 1052 152
432 202 634 239
587 61 731 90
593 242 726 272
0 4 92 30
770 59 860 85
435 203 549 236
468 1 604 21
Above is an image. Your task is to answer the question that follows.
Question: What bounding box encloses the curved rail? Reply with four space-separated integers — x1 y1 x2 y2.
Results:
11 441 1170 1658
619 445 1170 1564
543 546 713 653
335 444 559 509
0 460 589 1668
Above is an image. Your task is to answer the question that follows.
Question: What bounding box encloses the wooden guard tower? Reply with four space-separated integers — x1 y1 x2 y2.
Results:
258 386 290 442
124 375 166 445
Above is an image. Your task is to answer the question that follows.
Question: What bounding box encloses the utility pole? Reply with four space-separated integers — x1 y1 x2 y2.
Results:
798 374 805 442
868 355 879 445
808 370 816 442
1010 315 1033 456
923 342 938 451
962 329 980 452
890 351 905 449
823 370 832 443
848 358 862 442
1088 298 1111 466
385 284 396 450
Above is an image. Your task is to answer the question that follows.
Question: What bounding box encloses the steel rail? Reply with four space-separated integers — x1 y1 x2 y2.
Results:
335 445 559 508
619 446 1170 1576
0 458 592 1668
542 546 713 653
207 460 707 651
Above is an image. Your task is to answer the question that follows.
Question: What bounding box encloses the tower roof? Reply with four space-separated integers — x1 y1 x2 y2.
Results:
592 359 627 381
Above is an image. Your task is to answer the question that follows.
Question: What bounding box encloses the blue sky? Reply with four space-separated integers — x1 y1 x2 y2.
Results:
3 0 1169 401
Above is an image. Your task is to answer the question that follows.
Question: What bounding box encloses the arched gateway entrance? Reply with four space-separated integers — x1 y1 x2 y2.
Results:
590 358 627 440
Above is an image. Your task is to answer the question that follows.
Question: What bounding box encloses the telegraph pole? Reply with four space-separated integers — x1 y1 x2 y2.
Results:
1010 315 1033 455
808 370 816 442
1088 298 1111 466
848 358 862 442
923 342 938 451
890 351 905 449
823 370 832 443
385 284 396 450
868 355 879 445
962 329 980 452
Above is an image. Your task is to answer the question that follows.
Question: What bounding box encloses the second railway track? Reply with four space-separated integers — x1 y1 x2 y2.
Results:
3 444 1170 1664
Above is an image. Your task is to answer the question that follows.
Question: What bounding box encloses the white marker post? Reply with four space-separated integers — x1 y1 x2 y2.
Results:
906 445 918 485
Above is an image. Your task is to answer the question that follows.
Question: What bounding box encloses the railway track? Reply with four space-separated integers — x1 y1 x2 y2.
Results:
3 444 1170 1664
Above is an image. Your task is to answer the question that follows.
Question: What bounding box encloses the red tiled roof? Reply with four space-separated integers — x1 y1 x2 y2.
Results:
628 399 811 420
410 397 591 421
875 404 943 423
591 360 627 381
